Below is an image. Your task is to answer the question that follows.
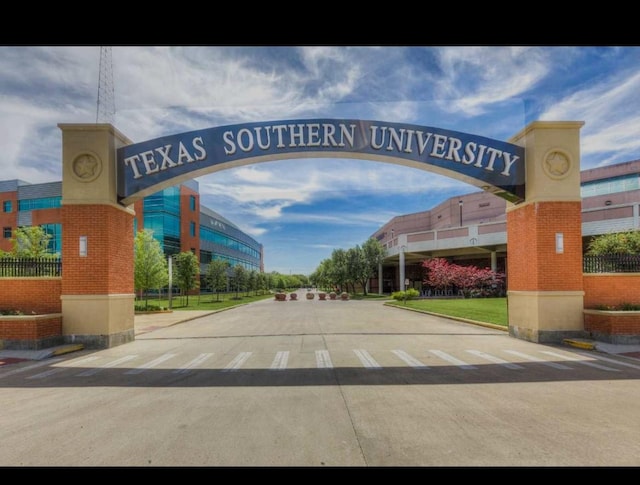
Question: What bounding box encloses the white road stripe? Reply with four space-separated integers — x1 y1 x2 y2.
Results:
270 351 289 370
428 350 477 370
222 352 252 372
392 350 428 369
124 353 177 375
466 350 524 369
540 351 620 371
173 353 214 374
0 358 64 379
503 350 572 370
354 349 381 369
64 356 101 367
27 367 69 379
574 351 640 371
315 350 333 369
76 355 138 376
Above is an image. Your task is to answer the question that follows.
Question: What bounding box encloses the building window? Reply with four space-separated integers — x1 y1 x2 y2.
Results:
3 227 11 238
190 195 196 211
190 221 196 237
3 201 12 213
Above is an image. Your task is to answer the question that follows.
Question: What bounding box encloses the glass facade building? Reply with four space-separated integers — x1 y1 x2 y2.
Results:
0 178 264 277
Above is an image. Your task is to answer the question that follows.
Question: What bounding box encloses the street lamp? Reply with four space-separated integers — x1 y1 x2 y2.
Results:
458 200 463 227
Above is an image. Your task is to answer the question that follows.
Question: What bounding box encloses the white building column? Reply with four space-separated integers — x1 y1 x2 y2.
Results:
399 246 406 291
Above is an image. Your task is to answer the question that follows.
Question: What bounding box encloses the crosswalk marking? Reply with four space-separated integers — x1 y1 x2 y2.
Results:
428 350 477 369
270 351 289 370
466 350 524 369
503 350 572 370
0 358 64 379
27 367 69 379
5 347 640 380
574 351 640 370
124 353 177 375
76 355 138 376
222 352 252 372
315 350 333 369
173 353 214 374
540 351 620 371
354 349 381 369
391 350 428 369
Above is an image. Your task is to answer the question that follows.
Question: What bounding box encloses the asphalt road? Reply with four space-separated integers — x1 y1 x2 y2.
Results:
1 296 639 466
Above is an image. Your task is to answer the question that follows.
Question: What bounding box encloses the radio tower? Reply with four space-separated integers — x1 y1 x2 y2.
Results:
96 46 115 124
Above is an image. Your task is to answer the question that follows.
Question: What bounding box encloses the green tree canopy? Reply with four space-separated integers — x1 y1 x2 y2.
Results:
205 259 229 301
10 226 56 258
173 251 200 305
134 229 169 309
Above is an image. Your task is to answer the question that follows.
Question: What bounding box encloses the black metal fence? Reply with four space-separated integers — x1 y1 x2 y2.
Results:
583 254 640 273
0 257 62 277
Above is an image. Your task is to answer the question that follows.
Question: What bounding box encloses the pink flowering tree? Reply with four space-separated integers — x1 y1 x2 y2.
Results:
422 258 505 298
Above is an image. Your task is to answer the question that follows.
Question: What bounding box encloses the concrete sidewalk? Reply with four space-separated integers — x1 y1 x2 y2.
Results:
0 310 219 364
2 308 640 364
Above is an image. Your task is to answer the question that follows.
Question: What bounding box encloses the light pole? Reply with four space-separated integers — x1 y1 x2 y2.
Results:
458 200 463 227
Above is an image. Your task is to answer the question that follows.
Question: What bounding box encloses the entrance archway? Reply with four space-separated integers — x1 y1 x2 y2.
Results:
59 119 584 347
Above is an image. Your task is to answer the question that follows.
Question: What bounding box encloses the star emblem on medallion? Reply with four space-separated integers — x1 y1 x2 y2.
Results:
72 153 101 181
545 151 570 177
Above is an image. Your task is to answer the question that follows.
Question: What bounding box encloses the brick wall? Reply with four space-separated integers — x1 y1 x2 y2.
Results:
583 274 640 308
0 278 61 313
507 201 583 291
61 204 134 294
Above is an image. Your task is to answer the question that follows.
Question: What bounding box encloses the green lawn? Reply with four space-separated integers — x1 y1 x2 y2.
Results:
135 292 274 311
386 297 508 326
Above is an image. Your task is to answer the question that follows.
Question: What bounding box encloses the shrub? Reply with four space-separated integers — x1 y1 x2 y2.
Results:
391 288 420 301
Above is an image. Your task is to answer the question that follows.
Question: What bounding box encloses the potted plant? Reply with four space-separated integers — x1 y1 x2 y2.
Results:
340 291 349 300
318 292 327 300
289 292 298 300
329 291 337 300
306 292 315 300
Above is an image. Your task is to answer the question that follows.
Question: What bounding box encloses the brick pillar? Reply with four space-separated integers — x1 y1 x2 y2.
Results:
59 124 135 349
506 121 585 343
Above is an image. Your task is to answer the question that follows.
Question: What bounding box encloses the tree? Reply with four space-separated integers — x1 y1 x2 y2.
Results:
173 251 200 306
230 264 247 299
361 238 386 295
204 259 229 301
10 226 56 258
134 229 169 309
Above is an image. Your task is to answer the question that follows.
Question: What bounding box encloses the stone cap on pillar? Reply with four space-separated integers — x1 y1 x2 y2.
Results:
508 121 585 209
59 123 133 211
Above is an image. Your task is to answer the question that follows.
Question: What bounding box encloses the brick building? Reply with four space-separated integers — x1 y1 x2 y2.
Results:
371 159 640 293
0 179 264 278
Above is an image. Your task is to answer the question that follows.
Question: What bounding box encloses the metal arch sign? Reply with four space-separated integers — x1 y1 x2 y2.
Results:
116 119 525 205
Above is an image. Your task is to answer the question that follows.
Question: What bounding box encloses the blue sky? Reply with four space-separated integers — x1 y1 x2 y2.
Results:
1 46 640 275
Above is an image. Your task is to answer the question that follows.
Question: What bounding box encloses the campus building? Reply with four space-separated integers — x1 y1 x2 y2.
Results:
371 159 640 294
0 179 264 277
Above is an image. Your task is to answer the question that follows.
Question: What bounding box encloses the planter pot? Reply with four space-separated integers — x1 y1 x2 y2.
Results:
306 292 315 300
289 293 298 301
274 293 287 301
318 293 327 300
340 292 349 300
329 292 337 300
